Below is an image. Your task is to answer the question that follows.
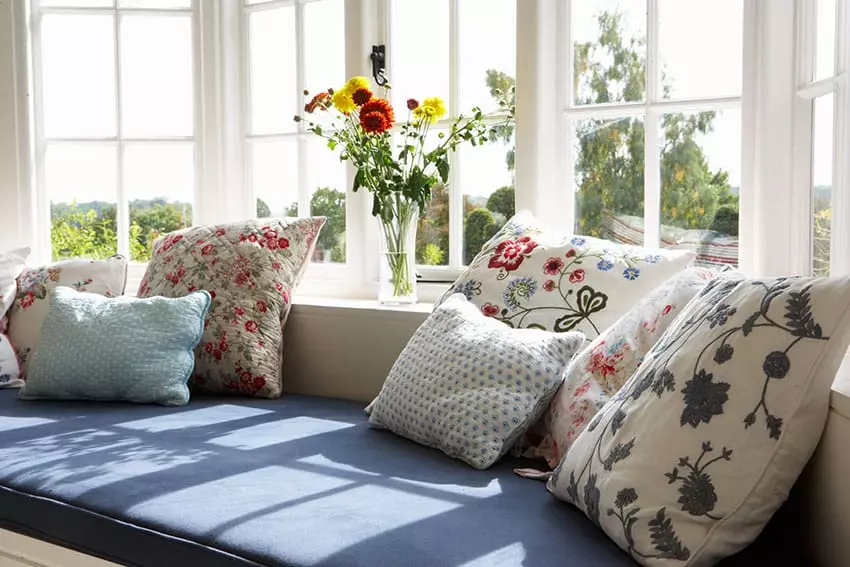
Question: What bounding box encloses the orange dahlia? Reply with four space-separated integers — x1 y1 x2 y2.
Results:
304 91 330 113
359 98 395 134
352 87 373 106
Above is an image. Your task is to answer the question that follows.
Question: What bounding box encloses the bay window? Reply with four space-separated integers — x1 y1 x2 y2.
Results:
18 0 824 300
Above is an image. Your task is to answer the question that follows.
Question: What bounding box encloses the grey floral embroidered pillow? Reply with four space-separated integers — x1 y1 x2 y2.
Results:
440 211 695 339
548 274 850 566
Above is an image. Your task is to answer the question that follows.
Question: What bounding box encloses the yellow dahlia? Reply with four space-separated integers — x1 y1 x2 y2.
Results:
412 97 447 123
343 76 371 95
331 89 357 114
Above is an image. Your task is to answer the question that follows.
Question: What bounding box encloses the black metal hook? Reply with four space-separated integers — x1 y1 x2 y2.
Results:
370 45 389 86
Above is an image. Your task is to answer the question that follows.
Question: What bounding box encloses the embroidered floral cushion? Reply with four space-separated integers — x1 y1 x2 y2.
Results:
548 274 850 566
538 266 719 468
137 218 324 398
439 211 695 340
6 256 128 388
0 248 30 388
369 293 586 470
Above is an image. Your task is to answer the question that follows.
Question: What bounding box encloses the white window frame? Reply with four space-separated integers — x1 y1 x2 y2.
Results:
26 0 204 287
556 0 746 250
793 0 850 277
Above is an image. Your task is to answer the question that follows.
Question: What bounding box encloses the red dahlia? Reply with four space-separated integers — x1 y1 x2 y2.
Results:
359 98 395 134
352 87 373 106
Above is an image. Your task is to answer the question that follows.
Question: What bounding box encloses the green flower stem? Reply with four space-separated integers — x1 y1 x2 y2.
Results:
378 194 417 298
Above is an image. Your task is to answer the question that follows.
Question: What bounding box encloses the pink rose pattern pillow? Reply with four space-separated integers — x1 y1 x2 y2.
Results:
440 211 696 340
138 218 325 398
539 266 718 467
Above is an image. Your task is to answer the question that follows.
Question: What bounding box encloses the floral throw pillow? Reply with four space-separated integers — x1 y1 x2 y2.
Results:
439 211 695 339
0 247 30 388
539 266 718 468
137 218 325 398
369 293 586 469
5 256 128 388
548 274 850 566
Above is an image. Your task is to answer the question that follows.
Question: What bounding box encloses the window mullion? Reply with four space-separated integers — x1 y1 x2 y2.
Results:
447 0 462 268
643 0 661 248
30 4 52 263
294 1 310 217
560 0 576 232
113 7 130 259
830 0 850 275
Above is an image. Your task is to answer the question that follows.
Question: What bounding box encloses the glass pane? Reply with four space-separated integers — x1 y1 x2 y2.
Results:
305 138 346 263
816 0 837 80
41 0 112 7
41 15 116 138
812 95 834 276
124 144 194 261
458 0 516 114
46 144 118 260
574 115 646 241
252 140 298 219
573 0 646 105
248 7 297 135
121 16 194 137
119 0 191 7
303 0 345 95
658 0 743 99
659 109 741 268
407 131 448 266
460 136 515 264
390 0 450 115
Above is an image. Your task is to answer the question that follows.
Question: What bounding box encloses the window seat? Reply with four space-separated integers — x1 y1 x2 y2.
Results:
0 391 800 567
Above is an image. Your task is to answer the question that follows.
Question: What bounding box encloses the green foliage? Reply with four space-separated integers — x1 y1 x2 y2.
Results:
571 10 738 237
256 198 271 218
50 200 191 262
416 184 449 265
486 186 516 219
485 70 516 172
464 208 500 264
709 204 739 237
310 187 346 262
51 205 118 261
420 243 445 266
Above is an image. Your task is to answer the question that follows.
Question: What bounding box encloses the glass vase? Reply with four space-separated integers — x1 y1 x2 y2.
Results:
376 195 419 305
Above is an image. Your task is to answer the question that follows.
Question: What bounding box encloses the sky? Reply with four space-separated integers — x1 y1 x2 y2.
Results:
40 0 834 212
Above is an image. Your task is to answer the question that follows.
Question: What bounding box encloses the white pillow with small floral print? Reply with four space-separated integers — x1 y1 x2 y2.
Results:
537 266 718 468
440 211 695 340
5 256 128 387
137 217 325 398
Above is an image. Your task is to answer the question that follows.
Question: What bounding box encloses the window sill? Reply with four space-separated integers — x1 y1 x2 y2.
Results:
293 295 434 315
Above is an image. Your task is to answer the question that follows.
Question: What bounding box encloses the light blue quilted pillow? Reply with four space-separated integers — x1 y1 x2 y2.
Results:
20 287 210 406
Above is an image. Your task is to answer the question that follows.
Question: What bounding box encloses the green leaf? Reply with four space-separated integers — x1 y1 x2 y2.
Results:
353 169 365 193
437 159 450 183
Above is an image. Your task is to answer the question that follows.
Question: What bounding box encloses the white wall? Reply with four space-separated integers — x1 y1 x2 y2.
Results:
0 0 27 251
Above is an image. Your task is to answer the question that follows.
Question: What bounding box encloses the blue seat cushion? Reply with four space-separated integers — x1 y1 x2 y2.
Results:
0 390 804 566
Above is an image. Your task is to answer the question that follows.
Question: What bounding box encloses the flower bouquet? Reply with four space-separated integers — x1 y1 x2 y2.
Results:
296 76 492 303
